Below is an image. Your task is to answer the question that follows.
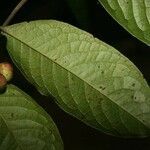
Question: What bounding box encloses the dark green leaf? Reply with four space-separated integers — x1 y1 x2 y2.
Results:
99 0 150 45
0 84 63 150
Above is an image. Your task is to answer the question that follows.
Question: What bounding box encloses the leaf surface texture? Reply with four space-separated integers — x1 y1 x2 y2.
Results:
0 84 63 150
2 20 150 137
99 0 150 45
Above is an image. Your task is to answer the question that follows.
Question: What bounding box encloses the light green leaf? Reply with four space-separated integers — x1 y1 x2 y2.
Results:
0 84 63 150
1 20 150 137
99 0 150 45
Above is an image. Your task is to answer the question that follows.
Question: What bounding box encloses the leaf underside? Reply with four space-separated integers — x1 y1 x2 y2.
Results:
1 20 150 137
99 0 150 45
0 85 63 150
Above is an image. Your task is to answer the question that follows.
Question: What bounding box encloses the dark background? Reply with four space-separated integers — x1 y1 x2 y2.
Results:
0 0 150 150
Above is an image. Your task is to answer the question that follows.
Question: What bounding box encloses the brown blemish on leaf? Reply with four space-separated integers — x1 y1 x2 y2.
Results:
99 86 106 90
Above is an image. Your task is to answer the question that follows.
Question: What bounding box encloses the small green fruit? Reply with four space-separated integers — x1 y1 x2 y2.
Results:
0 74 7 91
0 62 13 82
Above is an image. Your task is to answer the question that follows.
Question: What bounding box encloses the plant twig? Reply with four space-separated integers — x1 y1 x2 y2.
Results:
3 0 29 26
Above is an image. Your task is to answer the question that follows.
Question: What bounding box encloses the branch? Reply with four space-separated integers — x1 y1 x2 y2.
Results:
3 0 29 26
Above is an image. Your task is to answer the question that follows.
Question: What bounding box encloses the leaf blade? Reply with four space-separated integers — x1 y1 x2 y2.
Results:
99 0 150 45
2 20 150 137
0 84 63 150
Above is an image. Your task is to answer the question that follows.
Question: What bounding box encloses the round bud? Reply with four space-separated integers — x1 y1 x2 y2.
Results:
0 74 7 91
0 62 13 82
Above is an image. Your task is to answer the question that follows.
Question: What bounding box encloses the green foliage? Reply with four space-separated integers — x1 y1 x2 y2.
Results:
0 84 63 150
99 0 150 45
1 20 150 137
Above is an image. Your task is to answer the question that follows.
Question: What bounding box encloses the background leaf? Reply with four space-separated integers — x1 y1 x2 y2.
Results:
1 20 150 137
98 0 150 45
0 84 63 150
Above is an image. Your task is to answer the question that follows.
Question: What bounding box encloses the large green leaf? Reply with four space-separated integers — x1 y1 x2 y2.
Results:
1 20 150 137
0 84 63 150
99 0 150 45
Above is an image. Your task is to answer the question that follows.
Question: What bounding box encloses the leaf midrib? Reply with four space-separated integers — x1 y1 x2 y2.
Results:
2 28 149 130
